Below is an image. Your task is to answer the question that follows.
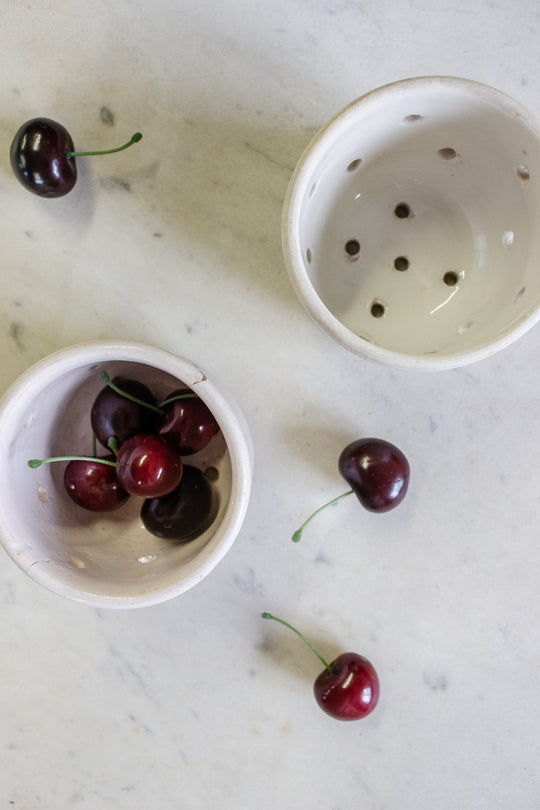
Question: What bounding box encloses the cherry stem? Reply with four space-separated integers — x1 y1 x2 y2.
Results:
292 490 353 542
28 456 116 469
99 371 163 414
108 436 120 456
261 612 331 673
99 371 197 415
67 132 142 158
159 392 197 407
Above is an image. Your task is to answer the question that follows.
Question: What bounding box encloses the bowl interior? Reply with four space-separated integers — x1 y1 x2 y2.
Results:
0 358 236 605
287 79 540 363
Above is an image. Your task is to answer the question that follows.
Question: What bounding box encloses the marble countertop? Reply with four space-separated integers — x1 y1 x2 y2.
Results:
2 1 540 807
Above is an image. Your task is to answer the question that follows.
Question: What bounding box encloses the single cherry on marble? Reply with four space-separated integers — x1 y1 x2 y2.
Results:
261 613 379 721
292 437 409 541
338 438 409 512
10 118 142 197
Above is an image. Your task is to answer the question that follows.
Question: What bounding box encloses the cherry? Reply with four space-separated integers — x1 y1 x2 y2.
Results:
115 434 183 498
292 437 409 541
339 438 410 512
10 118 142 198
91 374 160 450
10 119 76 198
30 435 183 500
141 465 214 541
313 651 380 721
261 613 379 721
63 455 129 512
158 389 219 455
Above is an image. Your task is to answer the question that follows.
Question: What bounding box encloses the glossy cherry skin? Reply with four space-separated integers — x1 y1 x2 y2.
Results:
158 389 219 455
63 456 129 512
91 377 158 450
338 438 409 512
115 434 183 498
141 465 214 541
314 652 379 721
10 118 77 198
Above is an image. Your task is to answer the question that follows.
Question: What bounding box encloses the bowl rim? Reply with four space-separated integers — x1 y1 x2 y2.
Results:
0 340 253 608
281 75 540 370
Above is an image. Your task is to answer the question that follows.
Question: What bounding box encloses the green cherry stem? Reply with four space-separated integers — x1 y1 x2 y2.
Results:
158 392 197 407
291 490 353 542
28 456 116 470
99 371 164 415
99 371 197 415
107 436 120 456
67 132 142 158
261 612 331 673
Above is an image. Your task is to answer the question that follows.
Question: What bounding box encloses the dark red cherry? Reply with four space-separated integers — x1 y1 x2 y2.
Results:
10 121 142 198
262 613 379 721
63 455 129 512
338 438 409 512
292 437 410 542
141 465 214 541
115 434 183 498
158 389 219 455
10 118 77 198
91 377 158 450
313 652 379 721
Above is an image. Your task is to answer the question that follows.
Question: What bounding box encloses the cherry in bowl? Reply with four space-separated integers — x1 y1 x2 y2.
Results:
63 455 129 512
158 389 219 455
141 464 215 541
90 374 159 450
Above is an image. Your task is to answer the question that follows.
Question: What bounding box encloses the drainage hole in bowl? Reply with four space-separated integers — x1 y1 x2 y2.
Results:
345 239 360 258
403 114 424 123
516 164 530 181
394 202 411 219
394 256 409 271
306 247 312 264
370 301 385 318
443 271 459 286
438 147 457 160
347 158 362 172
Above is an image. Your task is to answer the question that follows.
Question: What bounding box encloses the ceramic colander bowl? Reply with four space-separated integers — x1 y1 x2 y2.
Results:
282 76 540 369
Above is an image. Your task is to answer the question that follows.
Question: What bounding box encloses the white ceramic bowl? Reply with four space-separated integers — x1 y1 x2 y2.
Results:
282 76 540 369
0 341 253 608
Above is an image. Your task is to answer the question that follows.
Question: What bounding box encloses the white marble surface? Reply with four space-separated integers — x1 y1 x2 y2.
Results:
1 1 540 807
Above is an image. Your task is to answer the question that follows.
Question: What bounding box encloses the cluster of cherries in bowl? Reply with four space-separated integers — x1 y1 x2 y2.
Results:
28 372 220 542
